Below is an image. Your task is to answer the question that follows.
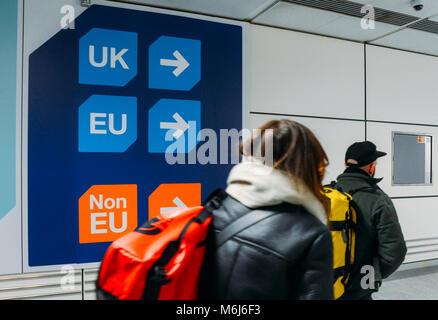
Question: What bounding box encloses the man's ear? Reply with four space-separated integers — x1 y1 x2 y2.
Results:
369 162 376 175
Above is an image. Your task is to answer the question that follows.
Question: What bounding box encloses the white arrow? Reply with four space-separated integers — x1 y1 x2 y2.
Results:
160 197 187 215
160 50 190 77
160 112 190 139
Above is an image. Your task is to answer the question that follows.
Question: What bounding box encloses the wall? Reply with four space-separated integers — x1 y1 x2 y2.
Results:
249 25 366 185
250 24 438 264
2 0 438 299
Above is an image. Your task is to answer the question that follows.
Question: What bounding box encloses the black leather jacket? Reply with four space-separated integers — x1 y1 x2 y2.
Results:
198 195 334 300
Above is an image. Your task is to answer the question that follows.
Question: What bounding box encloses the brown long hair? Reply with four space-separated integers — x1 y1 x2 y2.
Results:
240 119 330 218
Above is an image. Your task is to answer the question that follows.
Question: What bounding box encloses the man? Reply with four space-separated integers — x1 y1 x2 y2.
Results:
335 141 407 300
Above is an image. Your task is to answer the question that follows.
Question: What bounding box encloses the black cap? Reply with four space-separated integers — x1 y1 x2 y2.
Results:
345 141 387 167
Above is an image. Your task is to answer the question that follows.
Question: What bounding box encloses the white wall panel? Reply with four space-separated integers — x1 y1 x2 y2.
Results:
84 269 98 300
393 198 438 263
250 25 365 120
0 270 82 300
367 45 438 125
367 121 438 198
251 114 365 184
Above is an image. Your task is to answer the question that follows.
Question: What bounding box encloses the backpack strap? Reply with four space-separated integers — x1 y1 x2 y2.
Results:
156 188 228 266
339 186 376 290
205 190 279 248
203 188 228 211
324 180 338 189
325 180 377 196
324 180 347 194
215 209 277 249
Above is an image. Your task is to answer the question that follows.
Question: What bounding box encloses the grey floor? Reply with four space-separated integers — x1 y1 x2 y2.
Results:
373 265 438 300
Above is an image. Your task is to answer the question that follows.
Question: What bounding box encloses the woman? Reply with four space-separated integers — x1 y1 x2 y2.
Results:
198 119 334 300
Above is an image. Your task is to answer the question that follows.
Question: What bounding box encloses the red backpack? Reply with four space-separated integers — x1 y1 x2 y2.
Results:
96 188 276 300
96 189 226 300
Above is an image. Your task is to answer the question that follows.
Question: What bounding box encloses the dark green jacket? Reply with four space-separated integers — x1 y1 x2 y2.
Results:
335 167 407 300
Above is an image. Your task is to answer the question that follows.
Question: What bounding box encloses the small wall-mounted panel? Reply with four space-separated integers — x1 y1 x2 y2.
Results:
367 122 438 197
392 132 432 186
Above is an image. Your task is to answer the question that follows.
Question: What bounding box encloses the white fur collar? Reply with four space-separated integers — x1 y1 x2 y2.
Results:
225 159 327 225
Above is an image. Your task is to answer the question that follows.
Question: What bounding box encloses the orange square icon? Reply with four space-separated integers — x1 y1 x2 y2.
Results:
79 184 138 244
148 183 201 220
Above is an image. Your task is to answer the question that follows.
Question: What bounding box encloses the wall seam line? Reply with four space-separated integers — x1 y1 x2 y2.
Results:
250 111 365 122
364 43 367 141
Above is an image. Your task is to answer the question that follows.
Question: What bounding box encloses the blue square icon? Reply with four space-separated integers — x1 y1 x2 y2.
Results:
148 99 201 153
79 28 138 87
149 36 201 91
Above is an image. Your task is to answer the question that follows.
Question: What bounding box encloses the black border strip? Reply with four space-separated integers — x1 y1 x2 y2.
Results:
364 43 367 140
391 195 438 200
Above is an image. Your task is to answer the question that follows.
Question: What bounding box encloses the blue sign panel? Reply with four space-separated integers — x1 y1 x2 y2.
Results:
27 4 242 267
148 99 201 153
79 28 138 86
78 95 137 153
149 36 201 91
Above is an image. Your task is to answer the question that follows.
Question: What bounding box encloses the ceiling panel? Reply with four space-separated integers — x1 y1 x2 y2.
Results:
353 0 438 19
253 2 399 41
110 0 277 20
370 27 438 56
314 14 400 41
253 2 351 34
111 0 438 55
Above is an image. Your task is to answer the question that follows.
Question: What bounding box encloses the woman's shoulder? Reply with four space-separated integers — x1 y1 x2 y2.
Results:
275 203 329 232
211 197 330 261
255 205 331 261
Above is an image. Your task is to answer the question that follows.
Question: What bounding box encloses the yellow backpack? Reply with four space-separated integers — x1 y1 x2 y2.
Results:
323 182 359 300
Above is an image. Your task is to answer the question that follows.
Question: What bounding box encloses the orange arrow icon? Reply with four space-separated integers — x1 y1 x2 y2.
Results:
148 183 201 220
